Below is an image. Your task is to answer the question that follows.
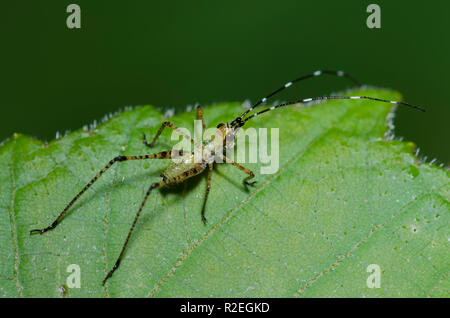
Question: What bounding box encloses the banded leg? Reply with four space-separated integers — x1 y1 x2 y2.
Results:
104 164 206 283
222 155 256 186
103 180 165 284
201 163 214 224
30 150 178 235
196 105 207 131
232 162 256 186
143 121 200 149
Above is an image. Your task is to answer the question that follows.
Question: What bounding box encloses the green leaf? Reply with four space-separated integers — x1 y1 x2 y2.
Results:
0 89 448 298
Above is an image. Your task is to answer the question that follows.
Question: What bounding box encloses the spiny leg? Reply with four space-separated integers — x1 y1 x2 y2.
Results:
196 105 207 131
104 164 206 284
222 154 256 186
143 121 199 149
103 180 165 284
30 150 179 235
201 163 214 224
232 162 256 186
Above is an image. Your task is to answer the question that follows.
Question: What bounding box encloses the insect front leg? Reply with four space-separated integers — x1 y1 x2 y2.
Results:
30 150 179 235
143 121 197 148
232 162 257 186
222 155 257 186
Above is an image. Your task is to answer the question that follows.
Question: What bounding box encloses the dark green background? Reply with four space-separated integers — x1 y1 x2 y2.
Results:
2 1 449 163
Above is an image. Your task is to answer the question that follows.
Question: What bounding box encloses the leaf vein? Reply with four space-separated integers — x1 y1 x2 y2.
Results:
145 107 353 297
293 183 448 297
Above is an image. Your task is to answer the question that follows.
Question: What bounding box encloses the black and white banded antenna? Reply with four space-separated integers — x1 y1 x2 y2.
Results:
233 70 361 126
234 95 425 127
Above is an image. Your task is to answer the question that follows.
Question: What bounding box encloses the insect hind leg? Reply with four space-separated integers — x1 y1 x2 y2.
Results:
103 161 204 283
103 180 165 285
30 150 178 235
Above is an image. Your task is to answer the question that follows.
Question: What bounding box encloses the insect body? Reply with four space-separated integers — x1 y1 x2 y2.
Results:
161 152 203 181
30 70 425 284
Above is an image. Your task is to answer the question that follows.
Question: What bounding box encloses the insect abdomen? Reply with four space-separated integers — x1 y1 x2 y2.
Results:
162 161 206 183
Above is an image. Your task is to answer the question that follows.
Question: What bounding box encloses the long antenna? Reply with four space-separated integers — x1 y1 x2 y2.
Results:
232 70 361 127
233 95 425 127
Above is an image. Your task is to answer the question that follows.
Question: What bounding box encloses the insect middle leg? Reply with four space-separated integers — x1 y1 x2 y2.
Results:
196 105 207 131
30 150 182 235
201 163 214 224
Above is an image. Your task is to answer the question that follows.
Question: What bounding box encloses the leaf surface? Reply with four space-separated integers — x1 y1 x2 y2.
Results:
0 89 448 297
